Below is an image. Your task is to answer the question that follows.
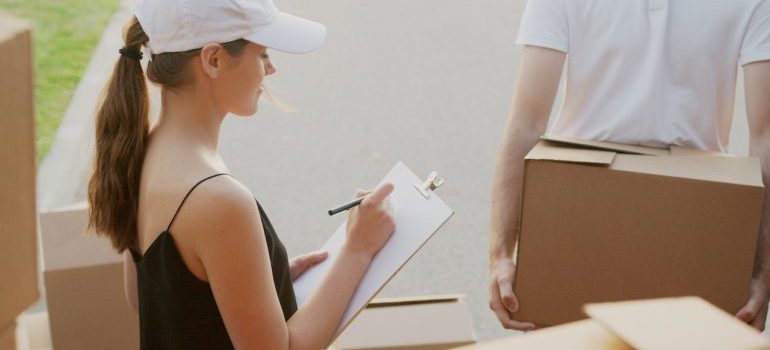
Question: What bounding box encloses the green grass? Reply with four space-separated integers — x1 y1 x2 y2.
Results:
0 0 118 163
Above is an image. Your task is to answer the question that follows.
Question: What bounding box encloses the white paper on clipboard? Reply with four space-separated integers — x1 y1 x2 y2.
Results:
292 161 454 338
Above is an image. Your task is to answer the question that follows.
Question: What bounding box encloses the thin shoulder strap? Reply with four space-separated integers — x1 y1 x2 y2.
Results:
166 173 230 232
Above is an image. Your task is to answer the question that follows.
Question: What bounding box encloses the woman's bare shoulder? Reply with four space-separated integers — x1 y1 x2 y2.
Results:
176 175 260 232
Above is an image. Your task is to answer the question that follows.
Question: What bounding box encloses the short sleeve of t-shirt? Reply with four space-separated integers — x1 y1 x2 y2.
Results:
515 0 569 53
740 0 770 65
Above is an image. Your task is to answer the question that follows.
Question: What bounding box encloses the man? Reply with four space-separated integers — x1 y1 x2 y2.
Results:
489 0 770 331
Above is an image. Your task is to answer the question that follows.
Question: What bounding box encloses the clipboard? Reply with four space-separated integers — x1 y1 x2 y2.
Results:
292 161 454 339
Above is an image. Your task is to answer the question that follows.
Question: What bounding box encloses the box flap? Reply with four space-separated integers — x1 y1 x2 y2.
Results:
526 140 617 165
610 154 764 187
541 134 670 156
670 146 727 157
584 297 770 350
39 202 122 271
335 295 476 349
452 320 631 350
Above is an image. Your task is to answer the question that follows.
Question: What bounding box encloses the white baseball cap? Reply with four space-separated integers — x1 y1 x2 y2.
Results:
134 0 326 55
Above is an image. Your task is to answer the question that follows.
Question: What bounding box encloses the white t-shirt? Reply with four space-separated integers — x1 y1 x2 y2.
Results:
516 0 770 152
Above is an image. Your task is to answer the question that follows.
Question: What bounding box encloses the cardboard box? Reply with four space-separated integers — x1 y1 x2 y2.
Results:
331 295 476 350
455 296 770 350
0 13 39 330
514 135 765 326
39 203 139 350
455 319 630 350
0 322 16 350
15 312 51 350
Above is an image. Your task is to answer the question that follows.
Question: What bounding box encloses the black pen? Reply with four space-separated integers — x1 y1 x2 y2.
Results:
328 195 368 216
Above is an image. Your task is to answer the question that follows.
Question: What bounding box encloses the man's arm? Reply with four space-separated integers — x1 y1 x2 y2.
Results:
736 60 770 331
488 45 565 330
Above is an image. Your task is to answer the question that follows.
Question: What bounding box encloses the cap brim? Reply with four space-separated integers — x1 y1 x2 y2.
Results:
245 12 326 54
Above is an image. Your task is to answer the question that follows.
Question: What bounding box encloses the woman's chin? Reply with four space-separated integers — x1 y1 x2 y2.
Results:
235 96 262 116
230 104 259 117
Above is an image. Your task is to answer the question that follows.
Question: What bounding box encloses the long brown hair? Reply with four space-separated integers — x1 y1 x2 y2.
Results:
88 17 248 252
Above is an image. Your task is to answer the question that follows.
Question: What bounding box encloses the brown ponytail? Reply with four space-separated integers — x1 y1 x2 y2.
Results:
88 17 149 252
88 17 250 252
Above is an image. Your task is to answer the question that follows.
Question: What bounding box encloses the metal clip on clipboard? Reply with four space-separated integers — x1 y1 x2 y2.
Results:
413 171 444 199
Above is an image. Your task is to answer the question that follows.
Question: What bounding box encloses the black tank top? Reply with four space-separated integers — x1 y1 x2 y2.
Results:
129 173 297 349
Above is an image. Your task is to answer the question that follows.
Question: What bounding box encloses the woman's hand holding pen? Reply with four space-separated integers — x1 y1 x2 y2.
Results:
343 183 396 260
290 183 395 281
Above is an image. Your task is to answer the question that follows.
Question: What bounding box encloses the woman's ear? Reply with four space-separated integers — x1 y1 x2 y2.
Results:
199 43 223 79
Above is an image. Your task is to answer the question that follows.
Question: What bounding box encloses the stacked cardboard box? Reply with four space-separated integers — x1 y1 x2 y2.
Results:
39 203 139 350
0 13 39 348
0 322 16 350
14 312 51 350
332 295 476 350
456 296 770 350
515 135 765 326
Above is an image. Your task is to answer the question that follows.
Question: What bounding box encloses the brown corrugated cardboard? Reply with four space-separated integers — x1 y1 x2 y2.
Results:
0 13 39 329
453 320 630 350
514 135 765 326
332 295 476 350
669 145 727 157
39 203 139 350
541 134 670 156
0 322 16 350
456 297 770 350
585 297 770 350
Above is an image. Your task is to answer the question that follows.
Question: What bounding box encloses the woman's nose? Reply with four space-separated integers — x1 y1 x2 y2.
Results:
265 62 277 75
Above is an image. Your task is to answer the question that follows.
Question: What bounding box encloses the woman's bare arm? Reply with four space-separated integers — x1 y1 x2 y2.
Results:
184 177 393 350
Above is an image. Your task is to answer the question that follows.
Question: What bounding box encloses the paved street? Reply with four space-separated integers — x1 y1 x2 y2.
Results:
37 0 757 342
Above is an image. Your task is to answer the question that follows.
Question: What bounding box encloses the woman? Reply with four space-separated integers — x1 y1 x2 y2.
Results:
87 0 396 348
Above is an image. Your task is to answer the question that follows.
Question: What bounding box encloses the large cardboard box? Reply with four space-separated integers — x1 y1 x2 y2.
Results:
515 135 765 326
39 203 139 350
15 312 51 350
332 295 476 350
0 13 39 330
455 296 770 350
0 322 16 350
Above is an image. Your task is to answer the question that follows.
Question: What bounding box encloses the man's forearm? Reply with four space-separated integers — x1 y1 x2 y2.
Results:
751 136 770 281
488 46 566 266
489 118 544 263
